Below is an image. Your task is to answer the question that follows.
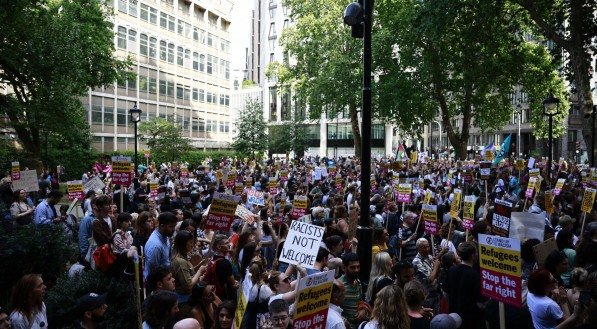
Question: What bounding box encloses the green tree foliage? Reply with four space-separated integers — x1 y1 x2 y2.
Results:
138 117 193 163
0 0 129 161
232 99 268 159
374 0 566 159
270 0 364 157
268 122 310 158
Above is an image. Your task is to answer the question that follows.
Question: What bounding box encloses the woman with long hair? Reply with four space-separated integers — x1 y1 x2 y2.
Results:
212 301 235 329
10 274 47 329
544 250 569 288
143 291 179 329
10 189 35 226
365 252 393 306
133 211 154 251
243 261 272 329
188 282 221 329
171 230 204 303
231 231 254 280
362 285 410 329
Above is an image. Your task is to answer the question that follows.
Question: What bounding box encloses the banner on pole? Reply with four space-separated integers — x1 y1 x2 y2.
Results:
11 161 20 181
492 199 513 237
204 192 240 231
422 204 438 235
67 180 84 201
111 156 132 186
463 195 476 230
478 234 522 307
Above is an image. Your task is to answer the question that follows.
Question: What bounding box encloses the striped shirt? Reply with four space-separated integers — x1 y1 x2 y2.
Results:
339 275 362 329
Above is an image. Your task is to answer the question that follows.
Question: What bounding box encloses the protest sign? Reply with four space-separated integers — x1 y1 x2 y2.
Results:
424 190 433 205
292 270 335 329
204 192 240 231
245 177 253 188
12 170 39 192
11 161 20 181
234 183 244 195
528 168 540 178
422 204 438 235
449 189 462 218
462 170 473 184
314 167 322 180
268 177 278 195
485 150 494 161
279 221 324 269
396 183 412 203
280 170 289 183
478 234 522 307
111 156 132 185
234 270 253 329
591 168 597 182
527 157 536 169
509 212 545 242
335 174 342 189
581 188 596 213
235 205 256 225
492 199 513 237
83 176 105 193
515 159 525 171
532 238 558 268
226 170 237 189
463 195 476 230
525 177 537 199
67 180 84 201
553 179 565 196
480 161 491 180
247 189 265 206
545 190 554 214
149 182 159 198
291 195 308 219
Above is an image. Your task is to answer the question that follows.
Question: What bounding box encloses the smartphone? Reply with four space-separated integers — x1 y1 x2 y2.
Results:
579 291 591 308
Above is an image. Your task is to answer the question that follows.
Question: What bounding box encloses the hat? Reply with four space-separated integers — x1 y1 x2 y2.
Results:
430 313 462 329
76 293 107 313
558 215 575 227
587 221 597 234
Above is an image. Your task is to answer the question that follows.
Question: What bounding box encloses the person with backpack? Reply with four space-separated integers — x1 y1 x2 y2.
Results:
243 261 272 329
201 234 239 301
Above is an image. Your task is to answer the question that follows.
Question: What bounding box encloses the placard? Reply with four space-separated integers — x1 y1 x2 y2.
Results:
492 199 513 237
480 161 491 180
485 150 494 161
515 159 525 171
450 189 462 218
67 180 84 201
525 177 537 199
314 167 322 181
247 189 265 206
279 170 289 183
293 270 335 329
11 161 20 181
83 176 105 193
11 170 39 192
553 179 565 196
463 195 476 230
478 234 522 307
581 188 596 213
509 212 545 242
422 204 438 235
203 192 240 231
527 157 535 169
291 195 308 219
335 174 342 189
226 170 237 189
235 205 256 225
528 168 540 178
234 183 244 195
279 220 324 269
111 156 132 185
268 177 278 195
396 183 412 203
545 190 554 214
149 182 159 198
532 238 558 268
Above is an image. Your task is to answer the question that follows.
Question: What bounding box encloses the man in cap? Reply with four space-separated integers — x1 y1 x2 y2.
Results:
554 215 578 245
430 313 462 329
75 293 108 329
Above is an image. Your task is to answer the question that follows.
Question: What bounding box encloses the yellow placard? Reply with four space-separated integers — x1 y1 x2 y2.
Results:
479 244 521 277
463 198 475 221
485 150 494 161
293 198 308 209
450 190 462 218
545 190 554 215
515 159 524 171
581 188 596 213
216 170 223 181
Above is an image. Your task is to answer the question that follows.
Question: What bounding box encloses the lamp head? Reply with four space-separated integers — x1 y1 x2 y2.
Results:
542 93 560 116
343 1 363 26
129 103 142 123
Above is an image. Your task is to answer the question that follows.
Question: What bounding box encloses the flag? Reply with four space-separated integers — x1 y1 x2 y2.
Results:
493 134 512 165
396 143 406 161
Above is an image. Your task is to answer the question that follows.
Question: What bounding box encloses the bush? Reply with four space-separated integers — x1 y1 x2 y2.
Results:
0 225 76 305
45 270 139 329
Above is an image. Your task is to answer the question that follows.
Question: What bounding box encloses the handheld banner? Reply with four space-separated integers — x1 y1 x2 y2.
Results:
480 162 491 180
83 176 105 193
67 180 84 201
581 188 596 213
204 192 240 231
291 195 308 219
492 199 513 237
525 177 537 199
528 168 540 178
293 270 335 329
268 177 278 195
247 189 265 206
226 170 237 189
149 182 159 198
515 159 525 171
335 174 342 190
11 161 20 181
449 189 462 218
111 156 132 185
422 204 438 235
234 183 244 195
279 221 324 269
553 179 565 196
478 234 522 307
396 183 412 203
280 170 289 183
12 170 39 192
463 195 476 230
545 190 554 215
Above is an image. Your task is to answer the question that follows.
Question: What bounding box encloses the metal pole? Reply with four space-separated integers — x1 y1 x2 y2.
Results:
548 115 553 182
357 0 373 285
134 121 138 177
592 106 596 167
518 109 521 157
429 123 433 159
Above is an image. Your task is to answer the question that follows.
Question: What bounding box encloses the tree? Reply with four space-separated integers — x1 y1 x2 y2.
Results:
374 0 567 159
139 118 192 163
508 0 597 163
0 0 129 162
269 0 364 157
231 99 268 159
268 119 310 158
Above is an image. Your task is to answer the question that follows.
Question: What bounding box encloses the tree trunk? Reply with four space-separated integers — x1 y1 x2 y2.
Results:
349 104 362 158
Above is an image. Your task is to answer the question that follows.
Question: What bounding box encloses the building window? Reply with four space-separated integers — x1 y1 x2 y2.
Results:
283 19 289 29
128 0 137 17
269 87 277 121
91 96 102 124
149 37 157 58
199 89 205 102
177 85 184 99
118 0 127 13
372 124 384 139
269 23 276 39
117 26 127 49
207 33 214 47
207 55 213 74
167 43 174 63
160 12 168 29
149 7 157 24
140 34 148 56
128 29 137 51
184 49 190 67
281 92 291 121
148 77 157 94
193 28 199 41
104 106 114 124
199 54 205 72
117 108 127 126
140 3 149 21
269 7 275 19
177 19 184 35
192 88 198 101
159 40 167 61
177 46 184 66
193 52 199 70
571 105 580 115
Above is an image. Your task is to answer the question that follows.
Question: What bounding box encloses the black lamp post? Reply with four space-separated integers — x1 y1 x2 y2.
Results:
344 0 373 284
129 103 142 177
585 105 596 167
516 104 522 157
542 94 560 183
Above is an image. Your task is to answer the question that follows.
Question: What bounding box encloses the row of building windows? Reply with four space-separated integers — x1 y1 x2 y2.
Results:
117 26 230 79
268 88 306 122
117 0 231 52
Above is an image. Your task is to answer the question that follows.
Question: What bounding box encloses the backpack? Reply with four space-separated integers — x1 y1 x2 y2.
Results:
203 256 226 298
242 285 269 329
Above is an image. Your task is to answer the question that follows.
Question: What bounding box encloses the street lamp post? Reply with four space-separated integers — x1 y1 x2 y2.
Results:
344 0 373 284
542 94 560 184
585 105 596 166
516 104 522 157
129 103 142 177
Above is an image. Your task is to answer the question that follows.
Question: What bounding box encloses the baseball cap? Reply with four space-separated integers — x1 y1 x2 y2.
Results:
558 215 575 227
587 221 597 234
430 313 462 329
76 293 107 313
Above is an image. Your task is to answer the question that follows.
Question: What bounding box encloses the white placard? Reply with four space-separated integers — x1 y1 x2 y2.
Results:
12 170 39 192
83 176 106 193
527 157 536 169
279 220 324 269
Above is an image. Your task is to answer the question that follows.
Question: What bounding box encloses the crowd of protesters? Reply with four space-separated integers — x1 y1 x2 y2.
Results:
1 152 596 329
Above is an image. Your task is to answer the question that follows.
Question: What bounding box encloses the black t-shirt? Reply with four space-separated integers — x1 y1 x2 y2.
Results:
484 299 533 329
445 264 484 329
409 316 430 329
214 255 235 300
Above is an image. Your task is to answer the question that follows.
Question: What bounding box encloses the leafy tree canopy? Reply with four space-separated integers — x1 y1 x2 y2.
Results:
232 99 268 159
138 117 193 163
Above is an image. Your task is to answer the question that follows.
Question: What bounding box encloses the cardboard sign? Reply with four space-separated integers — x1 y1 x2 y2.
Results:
235 205 256 225
532 238 558 268
11 161 20 181
291 195 308 219
245 177 253 188
204 192 240 231
268 177 278 195
450 189 462 218
67 180 84 201
509 212 545 242
478 234 522 307
492 199 513 237
83 176 105 193
463 195 476 230
279 220 324 269
553 179 565 196
545 190 554 215
279 170 289 183
581 188 596 213
515 159 525 171
525 177 537 199
234 183 244 195
247 189 265 206
111 156 132 185
293 270 335 329
396 183 412 203
529 168 540 178
422 204 439 235
12 170 39 192
480 161 491 180
226 170 237 189
149 182 159 198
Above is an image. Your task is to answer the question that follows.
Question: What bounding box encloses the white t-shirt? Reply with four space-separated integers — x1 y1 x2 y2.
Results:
249 284 273 302
325 304 346 329
527 292 563 329
10 303 47 329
